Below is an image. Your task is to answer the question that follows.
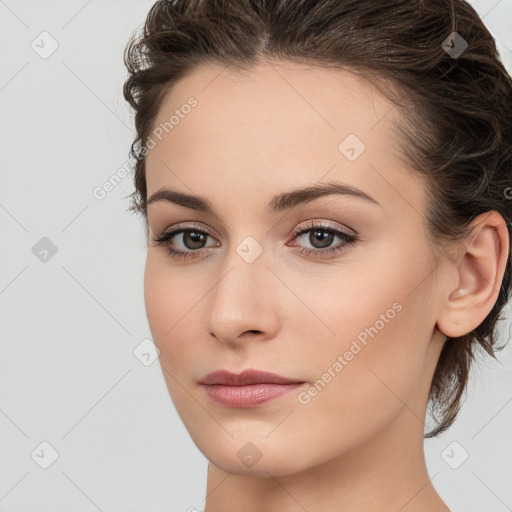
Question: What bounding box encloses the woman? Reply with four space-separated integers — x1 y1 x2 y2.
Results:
123 0 512 510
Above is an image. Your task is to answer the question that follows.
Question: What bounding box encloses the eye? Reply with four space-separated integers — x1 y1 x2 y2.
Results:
287 220 358 259
152 220 358 260
152 223 219 260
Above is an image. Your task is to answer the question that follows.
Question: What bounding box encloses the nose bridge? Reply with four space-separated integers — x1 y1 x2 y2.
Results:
204 232 276 340
213 234 268 310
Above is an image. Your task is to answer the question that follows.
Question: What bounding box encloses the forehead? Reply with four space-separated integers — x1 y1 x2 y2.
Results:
148 60 397 146
144 60 425 217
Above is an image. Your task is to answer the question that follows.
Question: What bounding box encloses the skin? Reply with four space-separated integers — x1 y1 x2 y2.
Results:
142 60 509 512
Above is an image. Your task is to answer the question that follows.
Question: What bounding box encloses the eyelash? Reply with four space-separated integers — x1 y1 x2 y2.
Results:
152 221 358 260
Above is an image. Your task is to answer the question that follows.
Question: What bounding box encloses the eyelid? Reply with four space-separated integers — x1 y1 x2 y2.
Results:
289 219 356 240
166 221 220 238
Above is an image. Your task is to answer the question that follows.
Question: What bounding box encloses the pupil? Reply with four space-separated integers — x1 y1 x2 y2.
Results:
310 229 333 248
184 231 205 249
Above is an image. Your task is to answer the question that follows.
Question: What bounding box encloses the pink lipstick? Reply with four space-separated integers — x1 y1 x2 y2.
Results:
199 369 306 408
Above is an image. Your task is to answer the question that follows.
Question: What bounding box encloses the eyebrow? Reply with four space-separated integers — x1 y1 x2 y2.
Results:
146 181 381 214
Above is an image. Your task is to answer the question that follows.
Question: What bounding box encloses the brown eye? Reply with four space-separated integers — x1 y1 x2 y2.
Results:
152 225 218 260
290 221 358 259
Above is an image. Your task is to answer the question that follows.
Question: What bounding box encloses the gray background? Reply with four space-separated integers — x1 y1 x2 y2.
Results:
0 0 511 511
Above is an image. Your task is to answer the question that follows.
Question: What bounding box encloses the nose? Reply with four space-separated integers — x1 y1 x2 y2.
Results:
203 241 280 347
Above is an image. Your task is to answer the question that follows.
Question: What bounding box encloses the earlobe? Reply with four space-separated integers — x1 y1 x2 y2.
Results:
436 211 509 338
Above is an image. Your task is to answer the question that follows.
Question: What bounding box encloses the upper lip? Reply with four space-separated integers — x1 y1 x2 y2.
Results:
199 369 305 386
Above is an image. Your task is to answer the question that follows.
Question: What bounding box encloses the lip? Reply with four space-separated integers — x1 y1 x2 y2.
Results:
200 369 304 386
199 369 307 408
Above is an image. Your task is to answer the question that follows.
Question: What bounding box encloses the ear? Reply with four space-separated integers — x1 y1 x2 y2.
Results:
436 211 510 339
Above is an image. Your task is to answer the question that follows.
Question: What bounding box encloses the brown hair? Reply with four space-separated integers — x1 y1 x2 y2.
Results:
123 0 512 437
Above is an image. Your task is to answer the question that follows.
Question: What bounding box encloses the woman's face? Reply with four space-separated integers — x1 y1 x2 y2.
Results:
143 61 450 476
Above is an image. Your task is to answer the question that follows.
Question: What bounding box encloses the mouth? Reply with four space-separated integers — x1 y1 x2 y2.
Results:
199 369 307 408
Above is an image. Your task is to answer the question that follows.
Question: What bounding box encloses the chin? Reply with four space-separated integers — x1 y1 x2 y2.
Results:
189 429 320 477
206 449 311 478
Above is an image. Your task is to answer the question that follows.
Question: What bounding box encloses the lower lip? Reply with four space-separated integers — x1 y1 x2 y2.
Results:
201 382 306 408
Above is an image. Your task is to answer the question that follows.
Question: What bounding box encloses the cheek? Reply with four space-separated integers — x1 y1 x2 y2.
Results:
143 254 211 419
144 254 173 339
293 241 430 362
143 253 202 358
143 251 228 394
294 249 436 422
